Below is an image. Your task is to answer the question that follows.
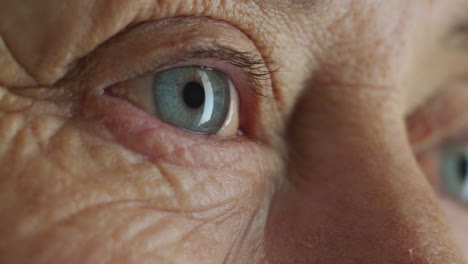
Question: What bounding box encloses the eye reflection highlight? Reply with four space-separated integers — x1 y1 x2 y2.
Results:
197 70 215 126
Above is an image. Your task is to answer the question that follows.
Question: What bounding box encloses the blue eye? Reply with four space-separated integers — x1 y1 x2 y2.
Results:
440 145 468 203
152 67 232 135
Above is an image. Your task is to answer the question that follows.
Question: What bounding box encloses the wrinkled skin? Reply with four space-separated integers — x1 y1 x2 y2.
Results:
1 0 468 263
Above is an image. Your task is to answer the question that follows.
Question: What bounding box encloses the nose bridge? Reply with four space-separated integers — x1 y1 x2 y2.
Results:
265 85 466 263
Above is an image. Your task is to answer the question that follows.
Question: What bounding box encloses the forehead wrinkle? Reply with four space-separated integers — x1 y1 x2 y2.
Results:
273 0 327 9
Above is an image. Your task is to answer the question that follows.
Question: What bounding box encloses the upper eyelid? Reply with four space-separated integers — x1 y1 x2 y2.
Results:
76 44 279 103
65 16 281 101
68 16 284 139
407 77 468 153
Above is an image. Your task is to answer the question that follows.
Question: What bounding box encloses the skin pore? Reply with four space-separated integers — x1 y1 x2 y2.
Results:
1 0 468 263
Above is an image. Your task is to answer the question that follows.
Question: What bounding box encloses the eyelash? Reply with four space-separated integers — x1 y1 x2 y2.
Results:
130 47 277 99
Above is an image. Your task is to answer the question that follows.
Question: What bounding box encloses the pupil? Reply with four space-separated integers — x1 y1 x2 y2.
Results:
183 82 205 109
458 154 468 182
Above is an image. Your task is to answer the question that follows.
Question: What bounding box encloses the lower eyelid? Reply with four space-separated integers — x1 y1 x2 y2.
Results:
83 91 260 167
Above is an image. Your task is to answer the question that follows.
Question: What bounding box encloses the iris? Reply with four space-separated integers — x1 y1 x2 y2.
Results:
152 67 231 134
440 146 468 204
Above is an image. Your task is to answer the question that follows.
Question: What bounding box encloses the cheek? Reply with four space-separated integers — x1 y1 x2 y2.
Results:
0 87 281 262
11 202 243 264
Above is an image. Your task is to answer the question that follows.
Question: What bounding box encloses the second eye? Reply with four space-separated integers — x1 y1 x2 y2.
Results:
440 145 468 204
